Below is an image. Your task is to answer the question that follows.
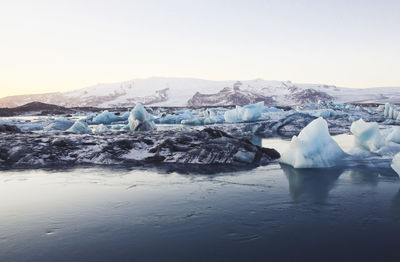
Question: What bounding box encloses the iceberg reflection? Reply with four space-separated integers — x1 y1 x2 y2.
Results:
281 164 342 203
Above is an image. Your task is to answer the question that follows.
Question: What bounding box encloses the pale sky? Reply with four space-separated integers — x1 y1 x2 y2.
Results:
0 0 399 97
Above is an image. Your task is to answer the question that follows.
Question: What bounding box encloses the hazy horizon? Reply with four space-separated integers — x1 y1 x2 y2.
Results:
1 0 399 97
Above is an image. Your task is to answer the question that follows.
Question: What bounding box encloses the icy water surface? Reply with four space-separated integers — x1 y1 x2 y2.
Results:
1 164 400 262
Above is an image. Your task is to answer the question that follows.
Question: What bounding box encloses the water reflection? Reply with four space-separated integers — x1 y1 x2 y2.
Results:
347 167 398 186
392 189 400 221
281 164 342 203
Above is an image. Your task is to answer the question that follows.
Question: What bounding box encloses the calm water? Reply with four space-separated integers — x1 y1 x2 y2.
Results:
0 164 400 262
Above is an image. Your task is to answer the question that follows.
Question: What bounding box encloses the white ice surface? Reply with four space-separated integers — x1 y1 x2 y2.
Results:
350 119 385 152
279 117 346 168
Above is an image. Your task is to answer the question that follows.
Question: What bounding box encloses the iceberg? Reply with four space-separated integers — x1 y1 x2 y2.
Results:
391 153 400 175
263 107 283 113
181 117 205 126
309 109 340 119
155 112 194 124
66 120 92 134
121 111 131 120
280 117 346 168
350 119 385 151
128 104 156 131
17 122 45 132
224 102 264 123
384 103 400 120
92 110 122 125
44 119 74 132
203 109 225 125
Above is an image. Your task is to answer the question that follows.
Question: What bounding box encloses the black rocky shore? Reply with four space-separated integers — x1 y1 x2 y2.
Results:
0 127 280 172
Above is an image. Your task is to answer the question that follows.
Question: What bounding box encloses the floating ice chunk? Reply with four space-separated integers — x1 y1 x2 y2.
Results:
203 109 225 125
155 112 194 124
309 109 339 119
121 111 131 120
386 127 400 144
93 124 109 134
66 120 92 134
384 103 400 120
348 115 361 122
350 119 385 151
84 113 97 122
128 104 156 131
377 104 385 112
181 117 205 126
224 102 264 123
93 110 122 125
391 153 400 175
17 122 44 131
44 119 74 132
263 107 282 113
233 150 256 164
111 124 122 130
280 117 346 168
174 109 191 115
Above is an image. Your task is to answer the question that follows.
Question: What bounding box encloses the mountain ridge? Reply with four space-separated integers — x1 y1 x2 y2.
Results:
0 77 399 107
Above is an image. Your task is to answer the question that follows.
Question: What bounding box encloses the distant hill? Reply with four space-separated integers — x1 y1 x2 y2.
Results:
0 77 399 108
0 102 72 117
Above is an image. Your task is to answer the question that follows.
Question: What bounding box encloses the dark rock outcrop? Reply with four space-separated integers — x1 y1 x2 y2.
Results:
0 102 73 117
288 89 333 104
187 86 275 107
0 128 279 170
0 124 21 133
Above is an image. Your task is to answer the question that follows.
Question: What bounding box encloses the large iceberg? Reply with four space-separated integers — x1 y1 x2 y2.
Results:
66 120 92 134
224 102 264 123
128 104 156 131
350 119 385 151
280 117 346 168
391 153 400 175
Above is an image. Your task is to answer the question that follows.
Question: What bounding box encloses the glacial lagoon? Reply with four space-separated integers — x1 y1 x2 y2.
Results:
1 154 399 261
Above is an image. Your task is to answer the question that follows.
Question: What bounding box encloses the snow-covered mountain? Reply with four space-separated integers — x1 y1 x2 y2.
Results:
0 77 399 108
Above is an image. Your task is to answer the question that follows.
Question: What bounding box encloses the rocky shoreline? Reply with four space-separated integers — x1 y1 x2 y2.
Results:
0 127 280 170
